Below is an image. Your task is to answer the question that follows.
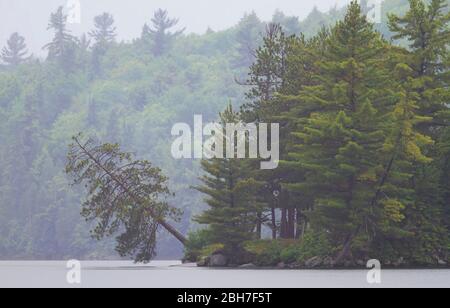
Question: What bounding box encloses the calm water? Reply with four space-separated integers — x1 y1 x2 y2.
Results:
0 261 449 288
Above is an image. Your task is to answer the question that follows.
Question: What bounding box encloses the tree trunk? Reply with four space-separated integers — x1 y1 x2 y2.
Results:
256 212 262 239
271 207 277 239
76 137 187 245
287 208 296 239
280 208 288 239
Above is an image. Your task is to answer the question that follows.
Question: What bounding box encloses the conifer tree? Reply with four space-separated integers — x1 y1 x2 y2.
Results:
195 105 264 260
1 33 29 66
89 13 117 46
89 13 117 75
282 1 432 263
142 9 184 57
388 0 450 263
388 0 450 131
44 6 78 71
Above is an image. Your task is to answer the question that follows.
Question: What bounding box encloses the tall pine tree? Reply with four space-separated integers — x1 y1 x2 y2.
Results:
195 105 264 261
282 1 432 264
1 33 29 66
43 6 78 71
141 9 185 57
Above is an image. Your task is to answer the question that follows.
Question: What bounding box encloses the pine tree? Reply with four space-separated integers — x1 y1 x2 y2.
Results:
388 0 450 130
195 105 264 261
239 24 299 239
240 23 287 123
89 13 117 75
43 6 78 71
1 32 29 66
141 9 185 57
388 0 450 263
89 13 117 46
282 2 432 263
66 135 186 263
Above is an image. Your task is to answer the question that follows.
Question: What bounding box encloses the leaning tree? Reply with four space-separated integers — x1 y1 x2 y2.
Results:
66 135 186 263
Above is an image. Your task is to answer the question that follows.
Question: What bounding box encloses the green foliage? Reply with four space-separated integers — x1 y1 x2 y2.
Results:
194 105 265 261
66 135 184 263
243 233 333 266
184 229 215 262
141 9 185 57
0 1 448 265
194 0 448 266
243 240 285 266
43 6 78 71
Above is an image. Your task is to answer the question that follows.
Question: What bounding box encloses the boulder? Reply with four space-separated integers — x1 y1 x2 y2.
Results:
276 262 286 269
438 259 447 266
305 256 323 269
239 263 257 269
323 257 335 268
209 254 228 267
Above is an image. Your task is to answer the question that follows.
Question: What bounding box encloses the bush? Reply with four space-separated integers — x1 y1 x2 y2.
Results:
183 229 214 262
296 232 333 263
244 233 333 266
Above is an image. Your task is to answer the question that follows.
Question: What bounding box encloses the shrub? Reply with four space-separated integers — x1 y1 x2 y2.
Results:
183 229 214 262
296 232 333 263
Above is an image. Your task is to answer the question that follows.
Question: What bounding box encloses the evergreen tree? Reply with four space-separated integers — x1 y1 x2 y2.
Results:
195 105 264 260
89 13 117 75
142 9 185 56
43 6 78 71
66 135 186 263
389 0 450 130
89 13 117 46
1 33 29 66
240 23 287 123
283 2 432 263
388 0 450 263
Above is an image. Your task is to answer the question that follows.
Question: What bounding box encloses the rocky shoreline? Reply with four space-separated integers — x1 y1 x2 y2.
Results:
194 253 450 270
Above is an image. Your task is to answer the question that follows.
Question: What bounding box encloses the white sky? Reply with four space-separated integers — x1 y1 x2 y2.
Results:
0 0 353 54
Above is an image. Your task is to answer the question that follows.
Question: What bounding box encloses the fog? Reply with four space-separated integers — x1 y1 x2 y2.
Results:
0 0 351 55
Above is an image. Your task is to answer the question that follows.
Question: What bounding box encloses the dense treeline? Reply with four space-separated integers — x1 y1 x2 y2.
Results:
0 0 447 264
190 0 450 267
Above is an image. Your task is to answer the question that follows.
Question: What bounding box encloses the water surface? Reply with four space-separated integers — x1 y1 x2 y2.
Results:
0 261 449 288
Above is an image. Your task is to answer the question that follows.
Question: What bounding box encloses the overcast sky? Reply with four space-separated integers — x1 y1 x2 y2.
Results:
0 0 352 55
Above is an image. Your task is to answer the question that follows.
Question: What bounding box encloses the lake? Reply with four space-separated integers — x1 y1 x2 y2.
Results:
0 261 449 288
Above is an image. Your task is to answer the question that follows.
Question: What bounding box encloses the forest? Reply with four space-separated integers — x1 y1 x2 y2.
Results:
0 0 449 268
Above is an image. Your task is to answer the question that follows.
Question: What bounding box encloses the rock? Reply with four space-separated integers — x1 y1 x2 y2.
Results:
209 254 228 267
288 263 302 269
438 259 447 266
239 263 257 269
323 257 335 268
305 256 323 269
276 262 286 269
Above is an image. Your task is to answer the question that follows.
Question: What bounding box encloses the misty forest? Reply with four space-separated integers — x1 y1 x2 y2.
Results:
0 0 449 268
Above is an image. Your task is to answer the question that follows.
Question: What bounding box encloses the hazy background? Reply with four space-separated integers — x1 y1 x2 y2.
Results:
0 0 352 56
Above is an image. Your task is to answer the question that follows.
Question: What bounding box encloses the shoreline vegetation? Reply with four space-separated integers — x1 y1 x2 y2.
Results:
181 0 450 269
1 0 447 268
64 1 450 269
